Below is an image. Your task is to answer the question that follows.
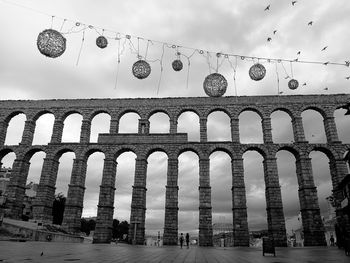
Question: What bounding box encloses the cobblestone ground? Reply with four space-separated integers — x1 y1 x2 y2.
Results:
0 242 349 263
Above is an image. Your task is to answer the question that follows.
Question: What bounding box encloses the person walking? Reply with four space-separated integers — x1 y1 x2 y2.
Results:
179 233 184 249
330 235 335 246
186 233 190 249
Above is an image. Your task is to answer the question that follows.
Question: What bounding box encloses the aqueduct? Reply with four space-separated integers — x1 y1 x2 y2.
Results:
0 94 349 246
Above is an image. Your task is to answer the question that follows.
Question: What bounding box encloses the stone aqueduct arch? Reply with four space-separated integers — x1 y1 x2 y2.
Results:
1 94 349 247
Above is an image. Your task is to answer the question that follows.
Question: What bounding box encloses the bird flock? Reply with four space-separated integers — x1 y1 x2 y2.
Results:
264 1 350 82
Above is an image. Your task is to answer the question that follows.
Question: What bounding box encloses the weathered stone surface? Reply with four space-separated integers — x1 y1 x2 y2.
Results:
1 94 349 246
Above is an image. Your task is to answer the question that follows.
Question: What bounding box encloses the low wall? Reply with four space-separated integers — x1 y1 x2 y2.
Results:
2 221 84 243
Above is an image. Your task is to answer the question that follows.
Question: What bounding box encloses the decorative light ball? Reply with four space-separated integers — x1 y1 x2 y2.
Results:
203 73 227 97
249 63 266 81
96 36 108 49
132 60 151 79
288 79 299 90
37 29 66 58
172 60 183 71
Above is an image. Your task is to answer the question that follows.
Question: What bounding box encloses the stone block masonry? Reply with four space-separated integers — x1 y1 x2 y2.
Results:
1 94 350 246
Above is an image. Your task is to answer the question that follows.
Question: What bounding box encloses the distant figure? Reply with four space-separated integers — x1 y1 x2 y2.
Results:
330 235 335 246
186 233 190 249
179 233 184 249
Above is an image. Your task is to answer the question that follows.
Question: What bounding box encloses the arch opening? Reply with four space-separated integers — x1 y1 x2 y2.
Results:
271 111 294 143
243 150 267 239
5 113 26 145
334 108 350 143
276 150 300 236
178 151 199 237
210 151 232 246
145 151 167 241
118 112 140 133
239 111 263 143
32 113 54 145
62 113 83 142
301 110 326 143
177 111 200 142
149 112 170 134
90 113 111 143
207 111 231 141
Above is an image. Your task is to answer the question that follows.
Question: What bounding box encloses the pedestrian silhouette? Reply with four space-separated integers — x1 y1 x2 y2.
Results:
179 233 184 248
330 235 335 246
186 233 190 249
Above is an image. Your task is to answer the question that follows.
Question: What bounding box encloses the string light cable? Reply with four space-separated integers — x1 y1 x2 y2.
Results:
1 0 349 70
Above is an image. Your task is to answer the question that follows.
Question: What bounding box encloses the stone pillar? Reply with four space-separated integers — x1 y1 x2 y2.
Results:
6 158 31 219
163 158 179 245
32 158 60 223
50 119 64 144
109 118 119 133
296 157 327 246
0 121 9 145
231 157 249 246
263 157 287 246
62 158 87 233
261 117 273 143
198 158 212 246
93 158 117 243
199 117 207 142
169 118 178 134
292 116 306 142
20 120 36 145
323 116 340 143
129 158 147 244
230 118 240 143
138 119 150 134
79 120 91 143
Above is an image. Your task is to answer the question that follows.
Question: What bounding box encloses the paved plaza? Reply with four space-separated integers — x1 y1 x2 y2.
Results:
0 242 349 263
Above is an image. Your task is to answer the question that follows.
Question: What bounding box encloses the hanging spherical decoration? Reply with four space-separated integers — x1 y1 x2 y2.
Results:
172 59 183 71
288 79 299 90
132 60 151 79
96 36 108 49
203 73 227 97
37 29 66 58
249 63 266 81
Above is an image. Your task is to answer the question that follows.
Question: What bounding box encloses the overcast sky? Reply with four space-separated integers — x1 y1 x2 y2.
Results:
1 0 350 236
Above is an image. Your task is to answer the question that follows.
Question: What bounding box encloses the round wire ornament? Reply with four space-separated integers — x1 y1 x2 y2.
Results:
288 79 299 90
96 36 108 49
132 60 151 79
172 60 183 71
249 63 266 81
37 29 66 58
203 73 227 97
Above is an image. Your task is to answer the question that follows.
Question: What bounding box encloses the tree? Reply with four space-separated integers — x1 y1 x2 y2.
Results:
112 219 129 240
80 218 96 236
52 193 66 225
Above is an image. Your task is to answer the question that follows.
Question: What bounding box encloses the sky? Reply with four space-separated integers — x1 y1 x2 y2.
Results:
0 0 350 237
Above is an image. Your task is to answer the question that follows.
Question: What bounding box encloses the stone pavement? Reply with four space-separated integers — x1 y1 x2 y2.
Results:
0 241 349 263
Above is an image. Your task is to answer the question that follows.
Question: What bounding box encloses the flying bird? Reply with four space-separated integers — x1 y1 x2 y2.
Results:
284 76 290 79
302 83 307 86
308 21 313 26
321 46 328 51
297 51 301 55
41 252 44 256
294 58 299 62
345 61 350 67
273 30 277 34
324 87 328 90
323 61 329 65
264 5 270 11
267 37 272 42
345 76 350 80
279 91 284 94
292 1 297 5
